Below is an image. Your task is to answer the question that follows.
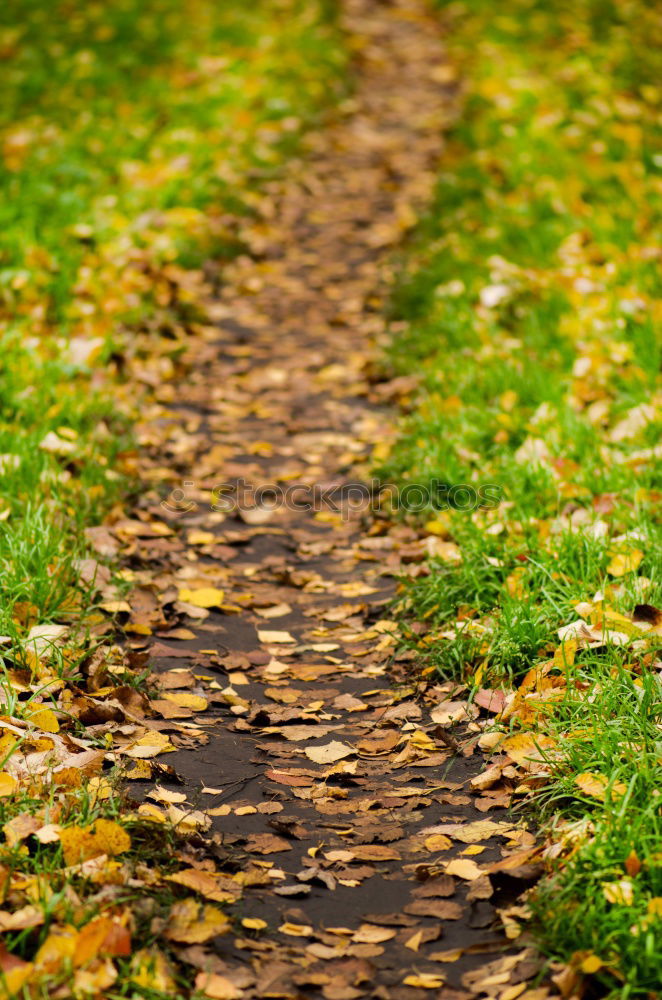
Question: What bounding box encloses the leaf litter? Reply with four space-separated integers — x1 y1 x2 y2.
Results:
0 1 566 998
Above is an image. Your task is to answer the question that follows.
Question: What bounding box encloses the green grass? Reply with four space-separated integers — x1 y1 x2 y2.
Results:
379 0 662 992
0 0 346 645
0 1 346 993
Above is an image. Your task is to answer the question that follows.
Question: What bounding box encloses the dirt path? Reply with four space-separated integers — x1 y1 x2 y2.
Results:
125 1 545 996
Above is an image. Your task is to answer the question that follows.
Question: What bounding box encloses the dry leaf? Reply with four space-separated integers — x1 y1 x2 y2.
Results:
60 819 131 865
164 899 230 943
304 741 354 764
0 774 17 797
444 858 484 880
607 549 643 577
403 973 445 988
602 879 634 905
195 972 243 999
575 772 626 801
257 629 296 644
166 869 237 903
178 587 225 608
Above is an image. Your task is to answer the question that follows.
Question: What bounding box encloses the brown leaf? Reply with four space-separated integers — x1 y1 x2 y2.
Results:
404 900 463 919
244 834 292 855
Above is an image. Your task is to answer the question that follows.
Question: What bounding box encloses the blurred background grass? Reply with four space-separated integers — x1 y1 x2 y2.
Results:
0 0 345 634
381 0 661 990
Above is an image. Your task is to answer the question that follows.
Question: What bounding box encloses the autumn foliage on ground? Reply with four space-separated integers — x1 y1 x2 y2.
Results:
0 0 659 996
0 2 344 995
382 0 661 993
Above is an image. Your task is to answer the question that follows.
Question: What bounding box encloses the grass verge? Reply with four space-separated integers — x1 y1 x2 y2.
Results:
0 1 345 993
379 0 662 993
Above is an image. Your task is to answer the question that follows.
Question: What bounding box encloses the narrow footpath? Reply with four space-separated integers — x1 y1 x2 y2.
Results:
123 1 549 996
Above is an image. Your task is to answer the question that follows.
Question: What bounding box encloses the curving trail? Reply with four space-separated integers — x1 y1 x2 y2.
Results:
127 1 547 996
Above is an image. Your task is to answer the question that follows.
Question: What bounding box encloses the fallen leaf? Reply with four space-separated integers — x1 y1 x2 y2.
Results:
444 858 484 880
500 732 557 766
164 899 230 942
602 879 634 906
60 819 131 865
278 922 313 937
257 629 296 644
424 834 452 852
178 587 225 608
403 973 445 988
129 949 177 992
304 741 355 764
241 917 267 931
607 549 643 577
0 774 17 797
575 772 627 801
167 869 237 903
195 973 243 999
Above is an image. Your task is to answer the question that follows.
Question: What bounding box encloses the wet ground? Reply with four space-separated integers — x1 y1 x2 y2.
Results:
120 1 548 995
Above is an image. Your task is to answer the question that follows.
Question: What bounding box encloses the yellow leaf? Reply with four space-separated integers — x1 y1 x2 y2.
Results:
424 513 452 536
580 954 603 974
429 948 463 963
445 858 483 880
166 869 236 903
60 819 131 866
164 899 230 943
426 539 462 562
602 879 634 905
500 986 527 1000
500 390 518 411
74 915 131 965
257 629 296 644
404 930 424 952
163 692 208 711
187 531 216 545
403 973 445 988
39 431 76 455
137 802 167 823
100 599 132 614
148 786 187 805
129 949 176 992
178 587 225 608
304 741 354 764
194 972 243 999
553 638 578 668
607 549 643 577
166 806 211 834
501 732 557 765
126 623 152 635
352 924 396 944
575 773 626 801
424 834 452 852
73 956 117 993
122 731 174 758
34 926 78 972
93 819 131 857
278 922 313 937
53 768 82 790
26 707 59 733
241 917 267 931
0 773 17 797
0 963 33 996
